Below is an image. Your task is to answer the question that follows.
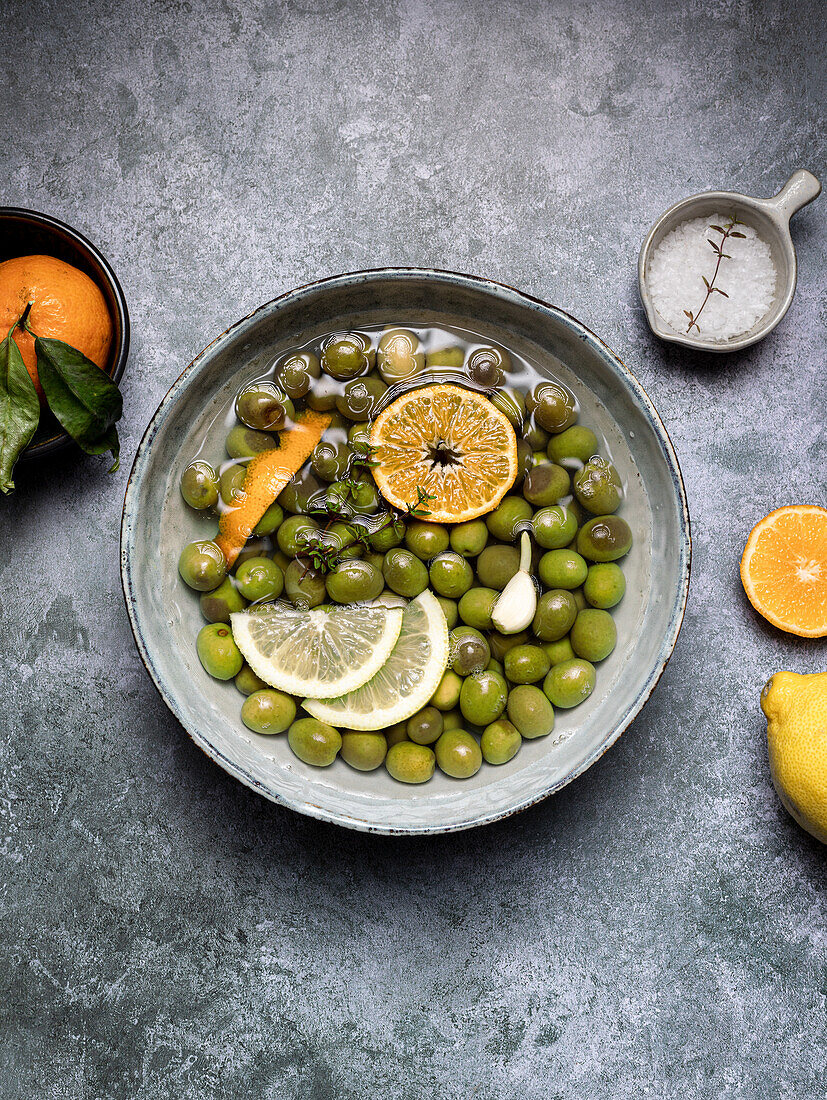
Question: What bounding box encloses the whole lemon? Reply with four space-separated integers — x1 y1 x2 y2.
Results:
761 670 827 844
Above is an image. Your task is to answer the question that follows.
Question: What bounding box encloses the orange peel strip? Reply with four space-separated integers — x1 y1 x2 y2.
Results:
216 409 330 567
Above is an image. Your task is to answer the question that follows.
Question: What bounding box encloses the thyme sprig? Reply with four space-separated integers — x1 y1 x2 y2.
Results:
297 436 437 578
684 216 746 335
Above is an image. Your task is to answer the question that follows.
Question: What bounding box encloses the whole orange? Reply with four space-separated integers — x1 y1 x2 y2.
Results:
0 254 114 400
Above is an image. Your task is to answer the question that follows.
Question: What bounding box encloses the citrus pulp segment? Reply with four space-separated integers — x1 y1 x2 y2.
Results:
370 383 518 523
230 602 403 698
303 590 449 730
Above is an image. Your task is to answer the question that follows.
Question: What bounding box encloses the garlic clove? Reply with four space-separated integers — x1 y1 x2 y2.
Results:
491 531 537 634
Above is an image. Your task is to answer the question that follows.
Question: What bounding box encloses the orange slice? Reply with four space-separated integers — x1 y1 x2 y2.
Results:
216 409 330 567
741 506 827 637
369 384 518 524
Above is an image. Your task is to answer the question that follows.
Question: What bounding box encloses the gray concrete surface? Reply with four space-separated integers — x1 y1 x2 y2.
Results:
1 0 826 1096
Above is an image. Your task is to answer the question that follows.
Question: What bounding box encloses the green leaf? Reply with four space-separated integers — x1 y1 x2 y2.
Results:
0 325 41 493
34 335 122 467
730 231 746 238
709 224 726 234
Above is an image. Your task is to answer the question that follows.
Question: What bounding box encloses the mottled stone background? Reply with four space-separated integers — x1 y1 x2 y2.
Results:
1 0 825 1096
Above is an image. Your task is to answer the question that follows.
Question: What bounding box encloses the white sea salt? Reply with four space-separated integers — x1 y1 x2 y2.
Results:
647 213 776 341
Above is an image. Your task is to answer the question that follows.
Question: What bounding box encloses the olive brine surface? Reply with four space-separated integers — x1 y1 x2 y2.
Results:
177 323 633 784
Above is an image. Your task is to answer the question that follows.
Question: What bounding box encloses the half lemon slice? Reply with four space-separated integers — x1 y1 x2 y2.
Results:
303 591 449 730
231 602 403 698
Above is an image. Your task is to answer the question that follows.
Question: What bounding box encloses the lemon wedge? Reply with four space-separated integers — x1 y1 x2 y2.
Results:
230 602 403 699
303 591 449 730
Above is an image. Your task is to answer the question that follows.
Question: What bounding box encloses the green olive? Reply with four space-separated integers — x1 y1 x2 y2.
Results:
241 689 296 735
503 644 551 685
234 663 268 695
480 719 522 764
576 515 633 562
538 549 589 590
385 741 435 783
278 351 321 399
335 376 388 421
377 328 425 383
523 422 551 452
235 556 284 603
429 552 474 598
547 425 598 465
325 559 384 604
311 440 350 482
277 515 321 557
220 464 247 507
426 345 465 369
405 521 450 560
321 332 372 380
436 596 459 629
199 576 247 623
178 540 227 592
253 501 284 537
506 685 555 739
459 670 508 726
532 590 578 642
476 545 520 590
532 505 579 549
305 374 340 411
226 425 276 460
369 517 406 552
435 729 482 778
284 560 326 608
457 587 498 630
382 548 429 597
235 382 293 431
288 718 342 766
385 722 409 748
340 731 387 771
430 670 463 711
467 345 511 388
180 460 219 510
526 382 576 434
490 387 525 431
449 520 488 557
573 458 622 515
583 563 626 609
543 658 596 709
523 463 570 507
196 623 243 680
407 705 444 745
489 632 531 665
485 496 533 542
570 609 617 662
450 626 491 676
541 636 576 666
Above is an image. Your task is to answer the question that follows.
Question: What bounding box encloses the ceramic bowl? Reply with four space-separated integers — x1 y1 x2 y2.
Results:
121 270 690 835
0 207 130 459
638 170 821 353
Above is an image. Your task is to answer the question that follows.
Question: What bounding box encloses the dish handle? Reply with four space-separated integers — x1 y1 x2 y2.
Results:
759 170 821 223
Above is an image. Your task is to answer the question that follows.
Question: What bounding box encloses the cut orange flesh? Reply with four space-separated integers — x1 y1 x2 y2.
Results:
369 383 518 524
741 505 827 637
216 409 330 567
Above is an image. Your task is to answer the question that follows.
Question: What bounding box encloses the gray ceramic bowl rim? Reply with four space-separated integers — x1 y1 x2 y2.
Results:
121 268 691 834
0 205 131 459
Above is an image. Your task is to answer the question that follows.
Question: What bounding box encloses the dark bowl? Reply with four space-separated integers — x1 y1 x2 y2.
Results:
0 207 130 460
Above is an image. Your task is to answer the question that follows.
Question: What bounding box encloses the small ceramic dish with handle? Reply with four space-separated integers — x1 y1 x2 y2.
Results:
0 206 130 460
121 269 690 835
638 170 821 353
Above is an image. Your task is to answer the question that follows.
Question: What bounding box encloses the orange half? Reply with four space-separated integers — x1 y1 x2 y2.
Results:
741 505 827 637
369 383 518 524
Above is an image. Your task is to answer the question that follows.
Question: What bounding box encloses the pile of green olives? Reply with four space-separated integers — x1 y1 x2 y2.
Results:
176 322 634 784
